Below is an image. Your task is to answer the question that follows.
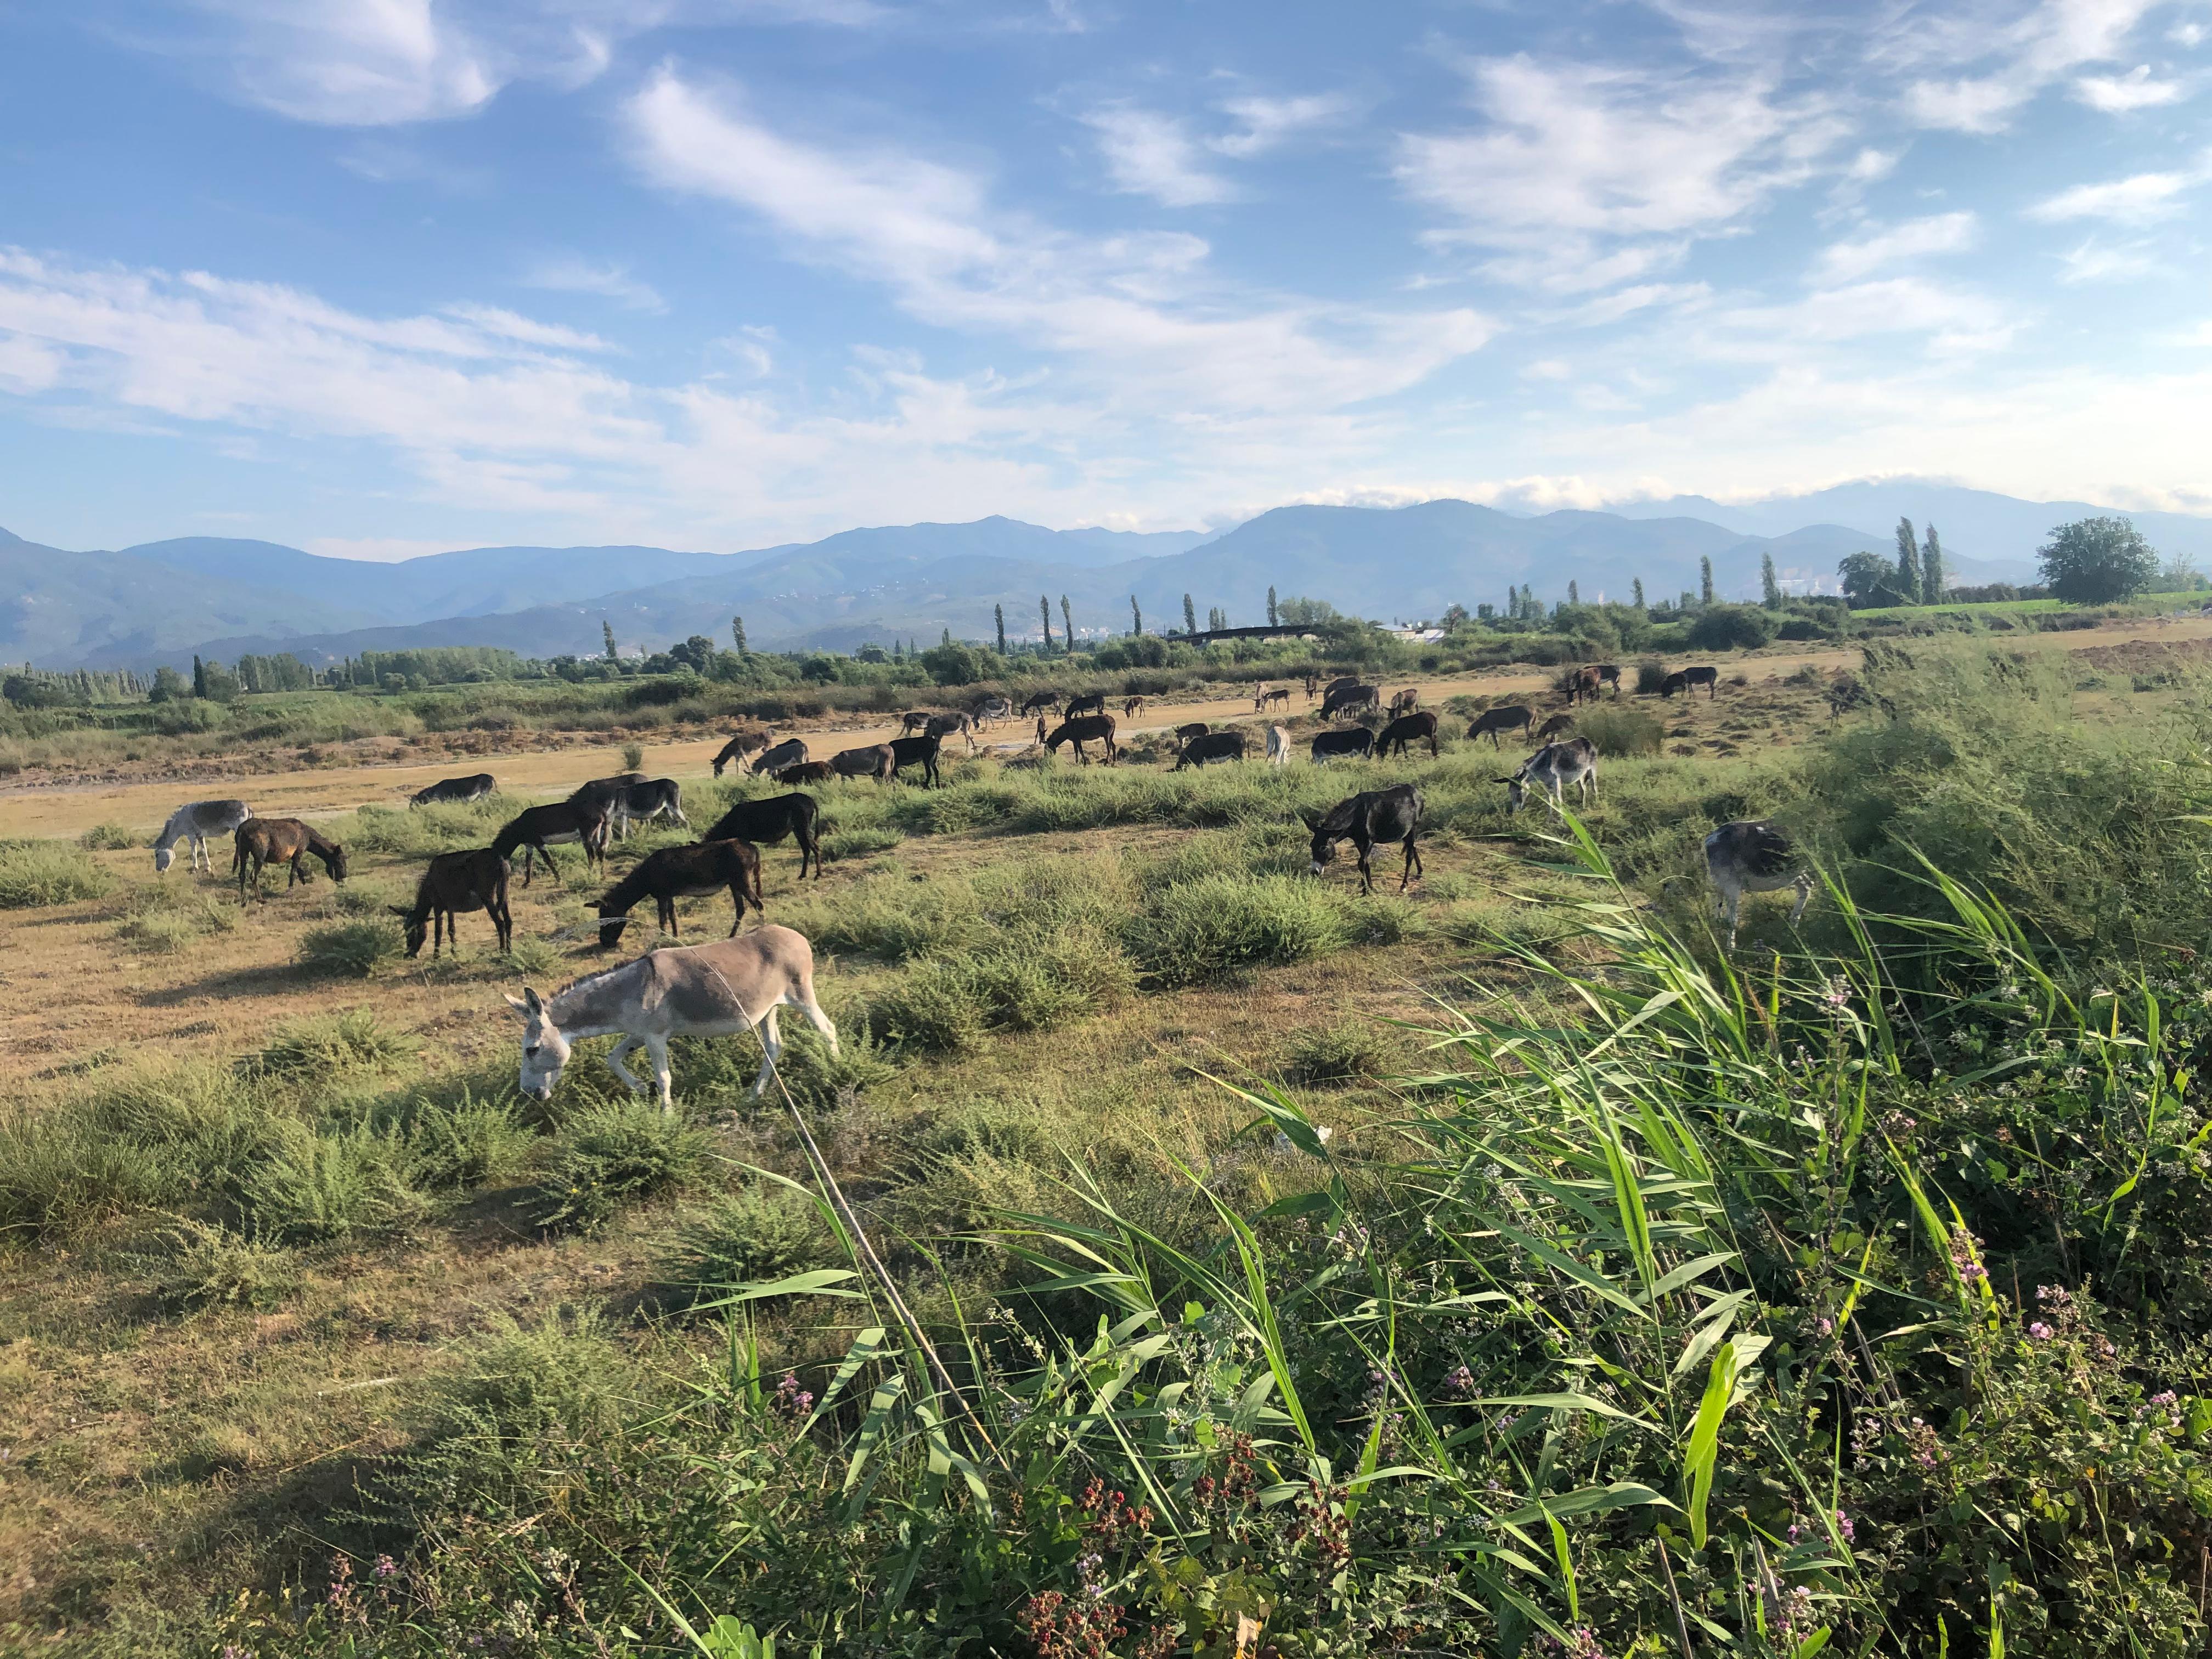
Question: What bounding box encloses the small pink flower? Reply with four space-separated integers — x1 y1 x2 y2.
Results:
2028 1322 2054 1341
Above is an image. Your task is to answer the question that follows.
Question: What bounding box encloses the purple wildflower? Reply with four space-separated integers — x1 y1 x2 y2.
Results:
2028 1321 2054 1341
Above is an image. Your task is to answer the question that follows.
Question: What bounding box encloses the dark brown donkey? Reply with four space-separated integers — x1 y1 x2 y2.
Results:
830 743 896 783
704 792 822 881
774 760 834 786
233 817 348 903
392 848 511 957
1378 709 1440 758
1044 714 1118 764
597 839 764 950
492 800 609 886
1467 705 1534 748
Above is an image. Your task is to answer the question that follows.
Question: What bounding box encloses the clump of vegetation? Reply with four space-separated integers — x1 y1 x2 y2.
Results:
528 1102 711 1233
405 1096 534 1191
0 837 115 907
79 821 136 850
141 1218 300 1313
245 1009 408 1079
1126 872 1347 985
231 1123 427 1244
820 823 904 861
297 920 403 978
115 883 239 953
658 1184 830 1310
622 741 646 772
1280 1018 1398 1085
1574 702 1664 757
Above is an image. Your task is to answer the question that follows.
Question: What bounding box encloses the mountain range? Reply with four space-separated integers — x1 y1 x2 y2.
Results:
2 478 2202 670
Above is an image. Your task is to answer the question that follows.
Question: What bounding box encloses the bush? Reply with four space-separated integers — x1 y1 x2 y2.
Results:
1686 603 1776 651
1575 704 1665 757
1126 874 1347 985
78 821 134 850
868 958 990 1053
658 1184 830 1309
622 741 646 771
233 1124 428 1244
1633 657 1669 695
407 1096 534 1190
1281 1020 1398 1085
0 839 114 907
142 1218 300 1313
298 921 402 978
528 1102 711 1233
246 1010 408 1079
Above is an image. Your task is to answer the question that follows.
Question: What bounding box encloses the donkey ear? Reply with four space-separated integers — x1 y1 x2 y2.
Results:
1297 808 1321 829
387 905 412 917
503 992 532 1015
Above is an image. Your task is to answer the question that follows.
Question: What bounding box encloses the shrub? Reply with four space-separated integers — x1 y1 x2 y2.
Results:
622 742 646 772
869 958 990 1053
246 1010 408 1079
233 1124 428 1243
1126 874 1348 985
1686 603 1775 651
1633 657 1669 695
505 936 561 978
0 839 114 907
528 1102 710 1233
142 1218 300 1313
79 821 134 850
116 910 205 955
658 1185 830 1309
1282 1020 1398 1085
298 921 402 978
407 1096 534 1191
1575 705 1665 758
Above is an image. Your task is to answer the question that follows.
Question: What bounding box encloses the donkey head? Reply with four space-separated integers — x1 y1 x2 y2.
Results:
504 986 572 1099
388 904 429 958
154 843 177 874
596 909 632 952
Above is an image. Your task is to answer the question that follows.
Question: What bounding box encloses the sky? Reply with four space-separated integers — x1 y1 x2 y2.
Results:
1 0 2209 561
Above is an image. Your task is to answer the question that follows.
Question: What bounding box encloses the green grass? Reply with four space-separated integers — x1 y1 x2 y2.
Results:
0 838 114 907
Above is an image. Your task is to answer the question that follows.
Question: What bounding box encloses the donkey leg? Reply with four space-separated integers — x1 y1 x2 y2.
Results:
750 1007 785 1097
643 1035 674 1113
1788 873 1813 926
605 1036 648 1095
789 975 840 1058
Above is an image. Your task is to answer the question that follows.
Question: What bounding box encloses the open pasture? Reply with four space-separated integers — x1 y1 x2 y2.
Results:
8 636 2212 1654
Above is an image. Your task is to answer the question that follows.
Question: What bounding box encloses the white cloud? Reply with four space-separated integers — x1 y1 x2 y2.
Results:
1898 0 2157 133
522 256 667 313
2074 64 2188 109
2055 238 2160 280
2027 165 2202 221
1079 105 1236 206
439 304 614 352
1397 54 1847 290
1211 92 1355 159
1521 358 1573 381
1814 211 1978 281
623 70 1489 414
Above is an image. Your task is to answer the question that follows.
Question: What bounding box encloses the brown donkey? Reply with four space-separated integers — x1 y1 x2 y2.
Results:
393 848 511 957
234 817 348 903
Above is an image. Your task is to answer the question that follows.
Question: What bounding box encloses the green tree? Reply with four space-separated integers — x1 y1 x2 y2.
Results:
1632 577 1646 613
191 654 207 699
1267 585 1278 627
1893 518 1921 605
1838 551 1911 608
1760 551 1782 609
2039 516 2160 604
602 620 619 662
730 616 748 655
148 664 187 703
1921 525 1945 602
1182 593 1197 635
920 640 990 687
1060 595 1073 652
1567 579 1579 605
994 603 1007 655
1699 556 1714 607
1130 596 1142 636
1039 595 1052 651
1442 601 1469 630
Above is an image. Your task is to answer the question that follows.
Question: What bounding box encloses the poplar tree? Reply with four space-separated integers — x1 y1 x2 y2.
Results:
730 616 748 655
1267 585 1279 626
1922 524 1945 602
1632 577 1646 612
193 655 207 698
602 620 618 661
1039 595 1052 651
1760 552 1782 609
995 603 1007 655
1700 556 1714 607
1130 596 1142 636
1894 518 1922 605
1183 593 1198 634
1567 579 1580 606
1060 595 1073 651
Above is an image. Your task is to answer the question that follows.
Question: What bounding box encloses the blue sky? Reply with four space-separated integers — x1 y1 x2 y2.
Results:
1 0 2208 560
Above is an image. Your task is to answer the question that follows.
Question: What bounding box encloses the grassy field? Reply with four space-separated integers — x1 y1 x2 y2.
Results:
8 635 2212 1656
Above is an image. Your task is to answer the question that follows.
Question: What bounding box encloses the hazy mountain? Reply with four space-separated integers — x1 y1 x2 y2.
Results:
1608 478 2212 577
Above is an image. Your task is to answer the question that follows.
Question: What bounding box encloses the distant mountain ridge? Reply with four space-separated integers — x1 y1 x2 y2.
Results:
4 481 2205 670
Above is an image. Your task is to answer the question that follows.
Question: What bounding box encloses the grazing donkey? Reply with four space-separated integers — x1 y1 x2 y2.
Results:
492 800 608 886
1175 730 1247 769
1467 706 1534 749
597 839 764 950
1304 784 1425 894
1321 681 1379 721
410 774 495 808
773 760 834 786
1064 691 1108 720
1043 714 1118 764
888 732 944 787
1594 664 1622 697
574 776 685 840
704 792 822 881
1388 688 1419 718
1662 665 1720 699
713 730 772 777
749 737 808 776
1310 726 1375 763
1172 721 1211 749
1569 666 1604 706
926 711 977 753
1705 820 1813 950
392 848 511 958
507 924 838 1111
1501 738 1598 815
830 743 896 783
153 799 252 874
1378 710 1440 759
1123 695 1147 718
1536 713 1577 741
1256 686 1291 712
1020 691 1060 718
234 818 348 902
973 695 1014 727
1265 724 1291 767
